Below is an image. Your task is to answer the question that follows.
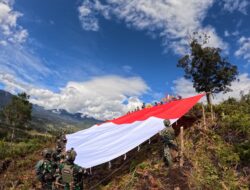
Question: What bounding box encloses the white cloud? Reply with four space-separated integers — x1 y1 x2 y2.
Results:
126 96 143 112
0 0 28 45
78 2 99 31
224 30 239 38
232 30 240 36
235 36 250 66
0 73 149 120
0 39 7 46
222 0 249 14
0 44 52 82
224 30 230 37
0 0 52 84
78 0 227 55
172 73 250 104
197 26 228 51
172 77 197 98
0 72 27 93
78 0 110 31
213 73 250 103
122 65 132 73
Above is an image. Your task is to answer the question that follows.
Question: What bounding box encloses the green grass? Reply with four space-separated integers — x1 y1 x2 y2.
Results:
0 137 53 160
184 125 243 189
214 93 250 166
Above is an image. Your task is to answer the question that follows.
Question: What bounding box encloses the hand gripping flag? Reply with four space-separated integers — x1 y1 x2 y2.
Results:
66 93 204 168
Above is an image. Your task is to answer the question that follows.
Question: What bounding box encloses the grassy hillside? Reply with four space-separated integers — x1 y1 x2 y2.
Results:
0 94 249 189
84 117 248 190
84 94 250 190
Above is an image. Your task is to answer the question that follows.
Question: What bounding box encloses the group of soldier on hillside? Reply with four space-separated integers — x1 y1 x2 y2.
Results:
35 119 178 190
127 94 182 114
35 134 85 190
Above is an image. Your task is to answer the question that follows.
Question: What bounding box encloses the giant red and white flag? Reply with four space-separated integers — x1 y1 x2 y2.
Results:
66 93 204 168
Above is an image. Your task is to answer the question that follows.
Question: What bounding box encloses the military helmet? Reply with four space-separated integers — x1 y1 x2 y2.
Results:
163 119 171 127
42 148 52 158
66 148 77 162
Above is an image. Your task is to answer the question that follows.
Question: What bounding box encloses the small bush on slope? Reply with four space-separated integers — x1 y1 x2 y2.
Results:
214 93 250 166
184 123 245 189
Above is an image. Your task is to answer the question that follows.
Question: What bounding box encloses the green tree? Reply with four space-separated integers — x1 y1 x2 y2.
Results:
177 34 238 104
2 92 32 141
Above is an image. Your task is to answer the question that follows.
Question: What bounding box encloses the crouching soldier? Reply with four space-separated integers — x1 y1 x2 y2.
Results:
161 119 178 167
58 148 84 190
35 148 56 190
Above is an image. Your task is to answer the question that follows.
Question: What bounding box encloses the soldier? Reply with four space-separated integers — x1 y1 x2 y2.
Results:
56 135 67 152
141 102 146 109
60 135 67 150
52 146 64 164
35 148 56 190
161 119 178 167
56 139 64 151
60 134 67 144
59 148 84 190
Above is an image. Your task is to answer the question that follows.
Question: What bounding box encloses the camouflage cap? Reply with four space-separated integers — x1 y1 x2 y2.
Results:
163 119 171 127
42 148 53 158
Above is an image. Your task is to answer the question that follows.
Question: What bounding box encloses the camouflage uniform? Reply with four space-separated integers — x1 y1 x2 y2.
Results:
161 120 178 166
58 149 84 190
56 140 64 151
57 135 67 151
52 147 65 164
35 149 56 190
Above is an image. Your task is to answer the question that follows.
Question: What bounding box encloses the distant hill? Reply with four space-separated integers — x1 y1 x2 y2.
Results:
0 90 12 108
0 89 101 132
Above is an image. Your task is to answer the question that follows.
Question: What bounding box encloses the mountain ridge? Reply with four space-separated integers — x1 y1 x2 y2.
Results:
0 89 101 131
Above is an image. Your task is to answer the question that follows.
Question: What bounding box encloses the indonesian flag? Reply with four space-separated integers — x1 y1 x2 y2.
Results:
66 93 204 168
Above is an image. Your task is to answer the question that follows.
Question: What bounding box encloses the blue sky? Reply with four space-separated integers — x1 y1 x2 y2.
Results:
0 0 250 119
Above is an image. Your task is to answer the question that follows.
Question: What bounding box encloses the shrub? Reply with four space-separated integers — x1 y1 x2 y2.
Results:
213 93 250 166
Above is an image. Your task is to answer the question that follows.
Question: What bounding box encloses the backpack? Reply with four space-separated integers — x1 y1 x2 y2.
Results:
62 164 74 184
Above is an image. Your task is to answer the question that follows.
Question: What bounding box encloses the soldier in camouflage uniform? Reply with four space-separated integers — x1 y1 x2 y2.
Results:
58 148 84 190
52 146 66 167
161 119 178 167
35 148 56 190
61 134 67 143
57 134 67 151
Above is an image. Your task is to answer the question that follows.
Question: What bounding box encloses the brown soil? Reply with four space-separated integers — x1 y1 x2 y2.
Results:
0 150 42 190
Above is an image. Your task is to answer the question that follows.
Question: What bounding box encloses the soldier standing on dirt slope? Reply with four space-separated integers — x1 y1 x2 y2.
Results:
161 119 179 167
57 148 84 190
35 148 56 190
